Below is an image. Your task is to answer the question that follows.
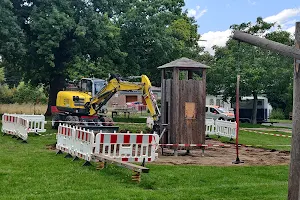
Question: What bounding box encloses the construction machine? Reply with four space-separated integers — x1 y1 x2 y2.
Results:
51 74 161 133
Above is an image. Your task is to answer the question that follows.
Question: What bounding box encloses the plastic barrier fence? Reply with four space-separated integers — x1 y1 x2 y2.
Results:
74 127 95 161
14 114 46 133
205 119 237 139
16 117 29 141
56 124 74 155
205 119 215 136
56 124 160 163
2 114 18 136
215 120 237 139
94 132 159 162
56 124 95 162
2 113 30 141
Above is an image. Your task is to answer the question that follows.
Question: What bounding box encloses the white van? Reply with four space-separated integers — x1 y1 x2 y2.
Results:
206 105 235 121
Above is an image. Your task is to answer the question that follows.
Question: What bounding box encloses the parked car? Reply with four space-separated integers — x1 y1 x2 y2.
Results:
206 105 235 121
126 101 146 111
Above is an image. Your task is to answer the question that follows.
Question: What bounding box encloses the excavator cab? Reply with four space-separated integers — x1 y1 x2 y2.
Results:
80 78 107 98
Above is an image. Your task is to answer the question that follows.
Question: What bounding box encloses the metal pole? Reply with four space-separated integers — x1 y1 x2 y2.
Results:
233 75 243 164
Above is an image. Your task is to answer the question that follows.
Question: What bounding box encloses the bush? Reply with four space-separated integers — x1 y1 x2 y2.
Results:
13 82 48 104
0 84 15 103
270 108 285 120
0 82 48 104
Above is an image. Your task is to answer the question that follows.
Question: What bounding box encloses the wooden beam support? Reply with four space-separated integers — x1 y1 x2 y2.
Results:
233 30 300 60
92 154 149 173
288 22 300 200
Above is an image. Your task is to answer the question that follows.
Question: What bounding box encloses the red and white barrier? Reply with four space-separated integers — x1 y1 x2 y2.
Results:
56 124 74 155
2 113 30 141
14 114 46 133
73 128 95 161
2 114 18 136
94 132 159 162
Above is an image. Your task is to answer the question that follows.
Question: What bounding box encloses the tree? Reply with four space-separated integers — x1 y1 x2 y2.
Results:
207 17 293 123
117 0 202 85
4 0 201 115
0 0 25 74
10 0 125 115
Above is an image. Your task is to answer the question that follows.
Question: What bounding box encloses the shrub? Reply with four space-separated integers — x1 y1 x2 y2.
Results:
13 82 48 104
270 108 285 120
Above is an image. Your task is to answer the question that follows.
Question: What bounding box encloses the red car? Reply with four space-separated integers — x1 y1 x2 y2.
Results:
126 101 146 111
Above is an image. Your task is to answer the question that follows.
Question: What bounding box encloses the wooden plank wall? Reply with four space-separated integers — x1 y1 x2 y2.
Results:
160 73 206 145
176 80 205 144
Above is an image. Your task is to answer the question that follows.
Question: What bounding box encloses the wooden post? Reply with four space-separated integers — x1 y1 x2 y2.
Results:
288 22 300 200
233 30 300 60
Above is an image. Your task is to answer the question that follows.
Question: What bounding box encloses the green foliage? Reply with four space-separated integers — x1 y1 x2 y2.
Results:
0 0 25 63
207 17 294 123
0 81 47 104
0 84 15 103
270 108 285 120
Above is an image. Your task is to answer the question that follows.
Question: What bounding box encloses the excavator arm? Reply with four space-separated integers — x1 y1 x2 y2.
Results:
86 75 161 123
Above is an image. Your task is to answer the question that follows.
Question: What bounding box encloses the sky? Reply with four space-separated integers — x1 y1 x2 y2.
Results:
184 0 300 54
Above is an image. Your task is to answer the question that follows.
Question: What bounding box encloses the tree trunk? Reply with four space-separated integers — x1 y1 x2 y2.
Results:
45 74 66 116
251 92 258 124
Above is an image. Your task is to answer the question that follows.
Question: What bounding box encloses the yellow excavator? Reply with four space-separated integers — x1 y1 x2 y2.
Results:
51 74 160 133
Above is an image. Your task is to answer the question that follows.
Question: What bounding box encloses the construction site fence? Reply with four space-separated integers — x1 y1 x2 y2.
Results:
1 113 47 141
56 124 159 164
205 119 237 139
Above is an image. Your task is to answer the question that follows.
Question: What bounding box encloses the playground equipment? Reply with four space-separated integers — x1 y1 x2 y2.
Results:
158 57 210 155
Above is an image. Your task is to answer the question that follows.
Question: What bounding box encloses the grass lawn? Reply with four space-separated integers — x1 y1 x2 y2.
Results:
269 119 292 124
0 123 291 200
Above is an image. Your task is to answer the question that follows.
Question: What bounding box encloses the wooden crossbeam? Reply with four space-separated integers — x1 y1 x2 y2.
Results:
92 154 149 173
233 30 300 60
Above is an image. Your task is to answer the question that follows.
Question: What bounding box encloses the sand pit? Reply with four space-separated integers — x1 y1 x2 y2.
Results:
153 140 290 166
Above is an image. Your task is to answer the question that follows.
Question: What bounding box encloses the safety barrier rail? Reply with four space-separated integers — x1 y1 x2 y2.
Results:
2 113 30 141
94 132 159 162
2 113 47 142
56 124 159 164
14 114 46 133
205 119 237 139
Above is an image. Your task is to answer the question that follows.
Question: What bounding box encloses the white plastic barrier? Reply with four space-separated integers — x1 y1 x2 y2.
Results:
56 124 95 162
205 118 215 136
15 114 46 133
94 132 159 163
2 113 30 141
215 120 237 139
2 114 18 136
15 117 29 141
56 124 74 155
73 127 95 161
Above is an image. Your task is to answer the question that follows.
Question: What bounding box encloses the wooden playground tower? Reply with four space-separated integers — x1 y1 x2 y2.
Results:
158 57 210 155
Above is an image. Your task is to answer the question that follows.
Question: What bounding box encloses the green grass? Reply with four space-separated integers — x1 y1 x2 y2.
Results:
239 123 288 129
0 123 291 199
210 130 291 151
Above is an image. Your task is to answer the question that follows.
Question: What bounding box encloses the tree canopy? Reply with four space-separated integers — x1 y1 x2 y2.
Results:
0 0 201 115
207 17 294 122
